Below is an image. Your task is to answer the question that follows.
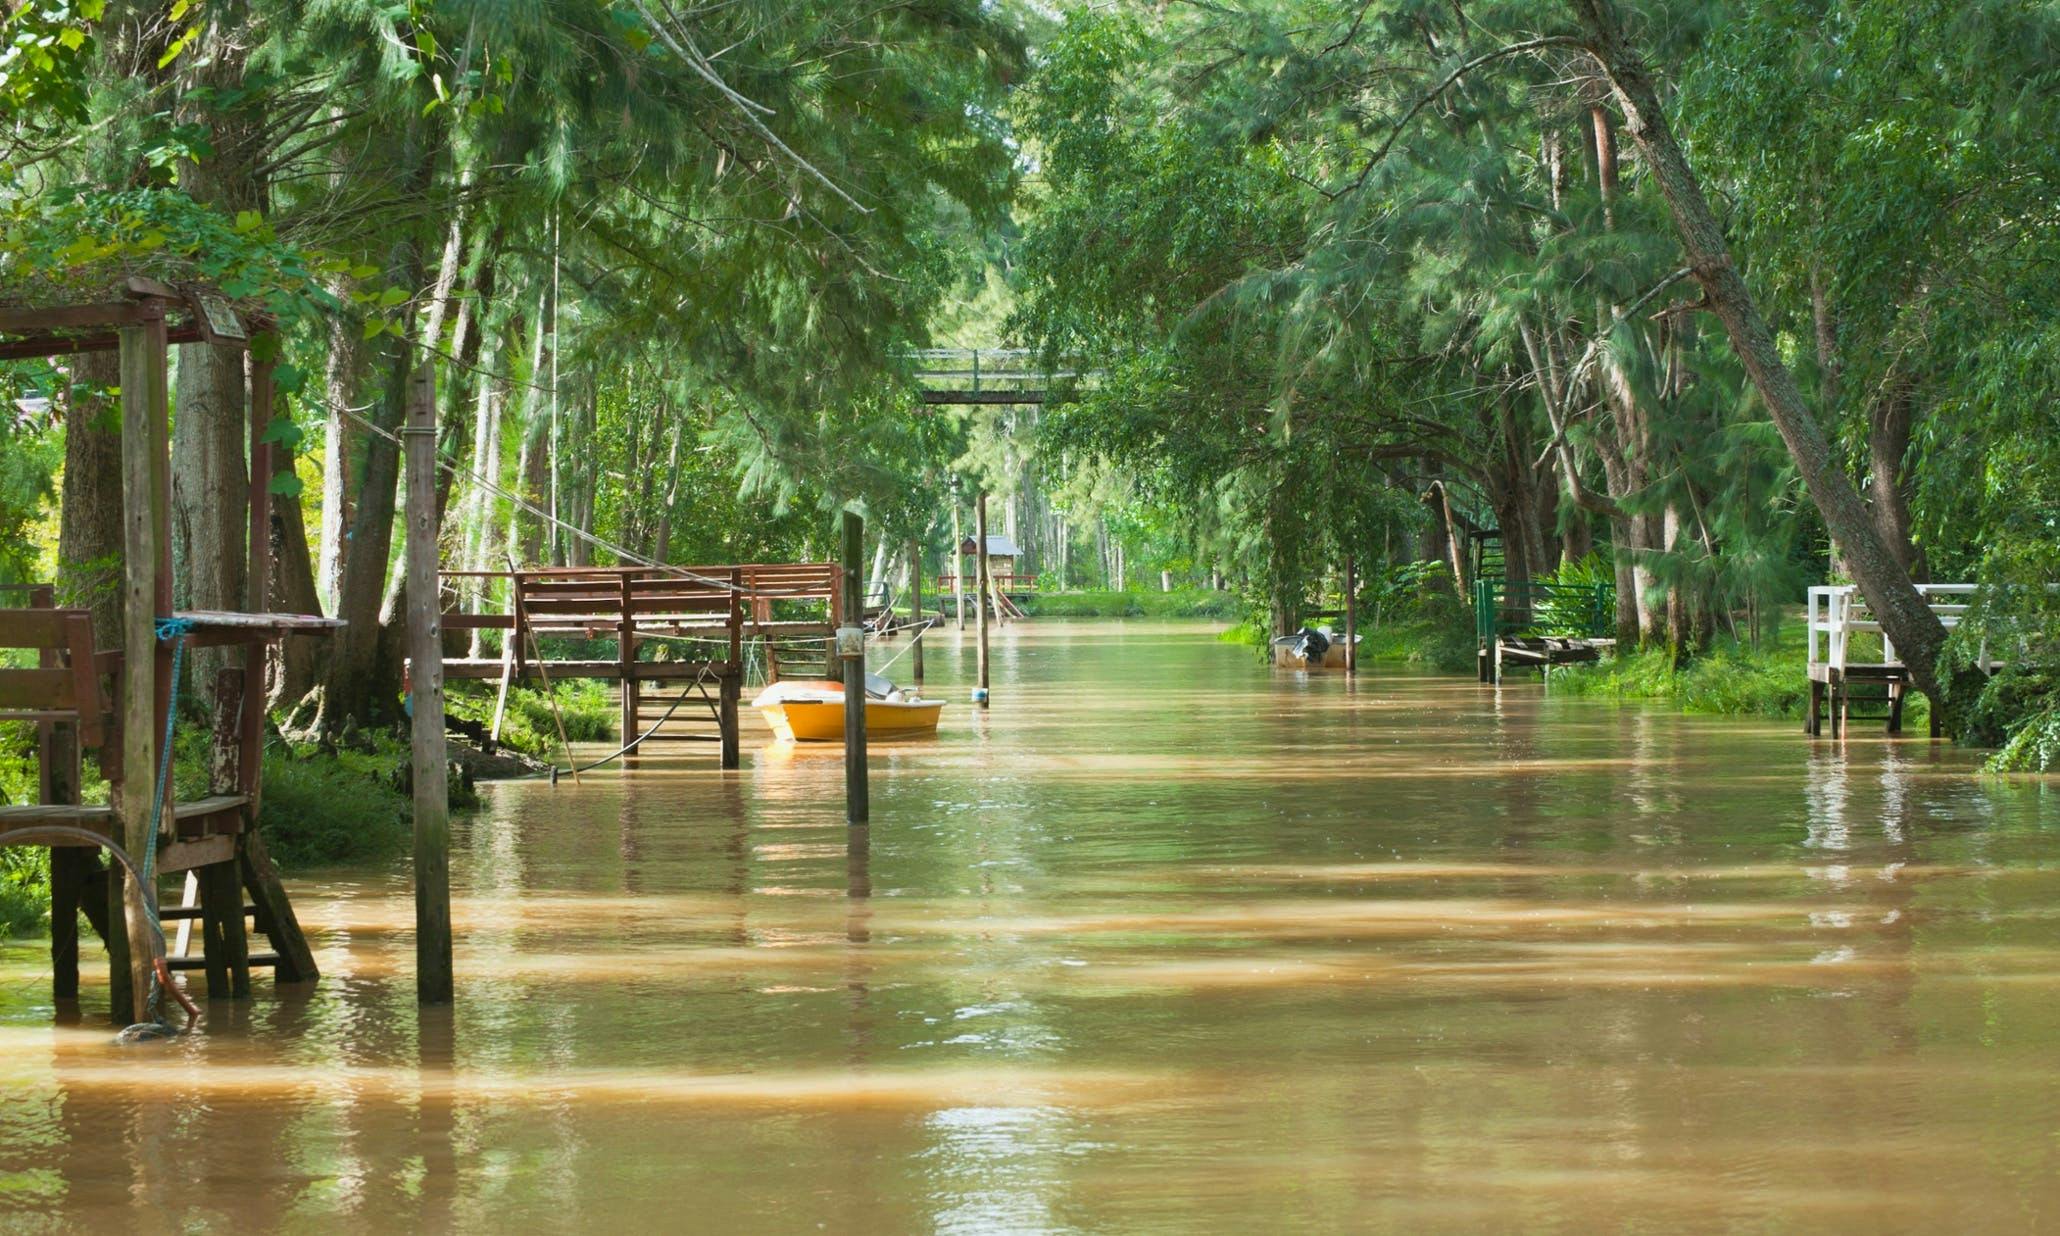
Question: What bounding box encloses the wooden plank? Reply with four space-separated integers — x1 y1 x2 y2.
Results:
0 803 116 829
173 609 344 632
159 833 237 874
236 783 314 979
404 361 453 1005
0 609 79 647
0 670 76 710
0 300 152 332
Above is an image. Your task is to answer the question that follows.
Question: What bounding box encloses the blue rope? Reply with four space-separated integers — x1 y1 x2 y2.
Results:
136 614 194 1029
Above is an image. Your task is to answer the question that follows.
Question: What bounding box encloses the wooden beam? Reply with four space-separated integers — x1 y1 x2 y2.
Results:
0 300 152 332
919 389 1050 405
841 510 868 824
404 361 453 1005
975 492 991 708
113 315 168 1025
907 537 925 687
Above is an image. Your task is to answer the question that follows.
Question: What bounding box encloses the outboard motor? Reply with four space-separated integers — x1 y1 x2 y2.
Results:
1294 626 1330 664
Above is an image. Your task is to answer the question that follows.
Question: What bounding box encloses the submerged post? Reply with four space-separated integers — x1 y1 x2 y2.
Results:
404 362 453 1004
975 492 991 708
907 536 925 688
113 313 169 1025
951 488 966 631
1344 554 1358 676
841 509 869 823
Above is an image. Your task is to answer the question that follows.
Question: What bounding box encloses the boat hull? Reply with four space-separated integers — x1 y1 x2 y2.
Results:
754 681 946 742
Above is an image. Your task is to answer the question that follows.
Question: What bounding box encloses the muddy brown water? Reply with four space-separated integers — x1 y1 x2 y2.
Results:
2 620 2057 1232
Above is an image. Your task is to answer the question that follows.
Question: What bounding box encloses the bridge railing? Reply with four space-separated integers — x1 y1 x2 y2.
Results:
1474 579 1614 645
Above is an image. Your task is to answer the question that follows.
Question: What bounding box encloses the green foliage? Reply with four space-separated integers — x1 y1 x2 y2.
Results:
446 679 614 761
1359 589 1476 674
247 742 411 868
1017 588 1241 620
0 846 48 937
0 187 344 326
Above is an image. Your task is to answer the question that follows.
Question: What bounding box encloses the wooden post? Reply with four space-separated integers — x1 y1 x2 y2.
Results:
618 572 637 758
951 498 966 631
841 510 869 823
39 609 84 1000
404 361 453 1005
113 315 167 1025
721 567 742 770
975 492 991 708
906 537 925 688
1344 554 1358 676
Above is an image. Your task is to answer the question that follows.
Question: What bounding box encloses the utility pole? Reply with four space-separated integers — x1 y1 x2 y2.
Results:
840 509 869 823
405 362 453 1004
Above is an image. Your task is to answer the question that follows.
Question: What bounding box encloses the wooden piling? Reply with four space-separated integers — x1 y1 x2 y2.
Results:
618 572 637 759
722 572 742 770
404 361 453 1005
907 537 925 688
1344 554 1358 676
114 315 167 1025
975 493 991 708
841 510 869 823
951 499 965 630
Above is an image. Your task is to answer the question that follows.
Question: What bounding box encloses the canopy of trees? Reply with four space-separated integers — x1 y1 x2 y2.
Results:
3 0 2057 766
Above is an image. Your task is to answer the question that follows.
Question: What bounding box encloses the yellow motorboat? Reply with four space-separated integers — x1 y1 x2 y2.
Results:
751 678 946 743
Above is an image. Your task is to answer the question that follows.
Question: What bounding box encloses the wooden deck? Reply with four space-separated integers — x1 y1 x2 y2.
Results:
1804 584 1982 737
438 562 842 765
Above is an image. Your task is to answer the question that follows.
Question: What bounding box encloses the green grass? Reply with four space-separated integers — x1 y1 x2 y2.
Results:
1357 593 1478 673
446 678 616 759
1547 620 1932 728
1016 587 1242 620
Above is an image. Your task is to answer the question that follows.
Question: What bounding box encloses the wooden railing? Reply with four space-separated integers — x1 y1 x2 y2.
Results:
935 572 1039 593
1807 583 1983 674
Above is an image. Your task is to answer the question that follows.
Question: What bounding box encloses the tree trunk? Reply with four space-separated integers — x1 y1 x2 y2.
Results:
171 343 247 709
1867 377 1924 580
269 437 323 709
1570 0 1949 704
60 351 126 647
318 290 358 613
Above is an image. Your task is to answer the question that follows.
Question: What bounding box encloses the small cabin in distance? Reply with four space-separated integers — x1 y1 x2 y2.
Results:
960 533 1020 581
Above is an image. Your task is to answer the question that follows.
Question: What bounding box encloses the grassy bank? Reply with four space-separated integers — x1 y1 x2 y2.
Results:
1016 587 1242 620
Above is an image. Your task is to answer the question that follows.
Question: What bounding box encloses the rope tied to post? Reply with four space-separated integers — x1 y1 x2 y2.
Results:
121 614 200 1042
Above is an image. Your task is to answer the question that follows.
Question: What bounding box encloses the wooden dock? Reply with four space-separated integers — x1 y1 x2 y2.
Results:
1805 584 1983 737
438 562 841 766
1474 578 1616 684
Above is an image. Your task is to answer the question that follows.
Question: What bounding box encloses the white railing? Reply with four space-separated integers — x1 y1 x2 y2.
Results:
1806 583 1981 673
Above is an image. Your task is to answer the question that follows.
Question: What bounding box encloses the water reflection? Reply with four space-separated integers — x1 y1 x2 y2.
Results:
0 621 2055 1231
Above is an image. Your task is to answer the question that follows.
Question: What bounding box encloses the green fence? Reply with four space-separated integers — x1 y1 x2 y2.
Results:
1473 578 1614 645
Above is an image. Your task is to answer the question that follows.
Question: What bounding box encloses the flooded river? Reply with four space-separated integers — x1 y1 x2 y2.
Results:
3 620 2058 1232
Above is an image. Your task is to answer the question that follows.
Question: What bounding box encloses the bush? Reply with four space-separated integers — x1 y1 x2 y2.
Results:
446 678 616 759
0 848 48 936
1546 620 1936 727
1016 587 1242 620
1958 668 2060 772
1358 588 1476 673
